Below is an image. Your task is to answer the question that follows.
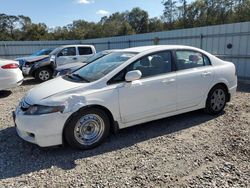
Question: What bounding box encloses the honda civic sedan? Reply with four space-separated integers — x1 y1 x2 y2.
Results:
14 45 237 150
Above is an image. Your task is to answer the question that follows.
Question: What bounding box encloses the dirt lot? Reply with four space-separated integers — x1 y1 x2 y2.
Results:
0 78 249 188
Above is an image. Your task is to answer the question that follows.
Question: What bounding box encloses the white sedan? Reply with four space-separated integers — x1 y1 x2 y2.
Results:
0 59 23 91
14 45 237 149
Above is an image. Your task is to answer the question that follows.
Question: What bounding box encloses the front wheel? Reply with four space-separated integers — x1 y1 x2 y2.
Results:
205 85 228 114
34 68 52 82
64 108 110 150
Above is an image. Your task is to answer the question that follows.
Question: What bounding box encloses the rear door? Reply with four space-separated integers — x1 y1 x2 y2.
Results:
175 50 214 110
77 47 94 62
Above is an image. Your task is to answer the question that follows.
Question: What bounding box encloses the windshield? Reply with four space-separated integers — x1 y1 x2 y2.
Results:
72 52 137 82
50 47 62 56
31 49 53 56
84 51 109 64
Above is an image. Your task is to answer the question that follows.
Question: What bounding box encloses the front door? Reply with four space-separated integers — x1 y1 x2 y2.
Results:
56 47 77 67
116 51 177 124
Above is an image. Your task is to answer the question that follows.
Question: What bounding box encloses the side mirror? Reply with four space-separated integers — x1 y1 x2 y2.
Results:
125 70 142 82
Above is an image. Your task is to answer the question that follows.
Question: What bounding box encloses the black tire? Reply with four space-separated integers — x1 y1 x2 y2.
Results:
64 108 110 150
34 67 52 82
205 85 228 115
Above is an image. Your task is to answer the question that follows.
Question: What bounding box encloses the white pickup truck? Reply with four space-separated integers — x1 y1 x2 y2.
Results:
21 45 96 82
50 45 96 67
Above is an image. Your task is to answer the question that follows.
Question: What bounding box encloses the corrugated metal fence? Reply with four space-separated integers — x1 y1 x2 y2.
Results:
0 22 250 80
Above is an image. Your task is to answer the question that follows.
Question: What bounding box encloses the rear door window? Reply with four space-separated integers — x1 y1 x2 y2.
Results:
176 50 211 70
78 47 93 55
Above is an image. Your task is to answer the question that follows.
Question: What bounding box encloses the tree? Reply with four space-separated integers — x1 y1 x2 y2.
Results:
0 14 19 40
233 0 250 22
118 22 135 35
148 17 165 32
24 23 48 40
128 7 149 33
18 15 32 32
178 0 188 28
95 12 135 37
1 1 250 41
51 26 72 40
162 0 178 29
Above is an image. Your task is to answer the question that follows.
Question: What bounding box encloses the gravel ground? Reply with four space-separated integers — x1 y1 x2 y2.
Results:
0 78 249 188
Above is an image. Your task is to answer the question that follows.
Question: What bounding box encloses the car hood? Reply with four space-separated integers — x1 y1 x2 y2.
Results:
25 76 89 105
16 55 49 62
56 62 86 71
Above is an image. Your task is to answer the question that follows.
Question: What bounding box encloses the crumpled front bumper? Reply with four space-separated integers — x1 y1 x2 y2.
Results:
13 107 71 147
22 67 31 76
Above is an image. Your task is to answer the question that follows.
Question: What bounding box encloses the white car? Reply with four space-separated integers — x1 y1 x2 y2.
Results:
0 59 23 90
14 45 237 149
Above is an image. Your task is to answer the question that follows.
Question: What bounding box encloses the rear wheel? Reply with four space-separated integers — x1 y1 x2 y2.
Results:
205 85 227 114
64 108 110 150
35 67 52 82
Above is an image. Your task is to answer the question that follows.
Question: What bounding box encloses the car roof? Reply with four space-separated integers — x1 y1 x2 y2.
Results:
102 49 121 53
122 45 203 53
61 45 94 48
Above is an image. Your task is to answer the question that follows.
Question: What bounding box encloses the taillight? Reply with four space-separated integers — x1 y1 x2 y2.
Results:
1 63 19 69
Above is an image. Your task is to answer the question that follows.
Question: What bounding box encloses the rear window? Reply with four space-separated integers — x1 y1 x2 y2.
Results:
78 47 93 55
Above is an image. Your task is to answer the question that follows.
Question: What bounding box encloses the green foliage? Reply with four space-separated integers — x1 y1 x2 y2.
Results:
149 17 165 32
128 7 149 33
162 0 178 29
0 0 249 41
162 0 250 28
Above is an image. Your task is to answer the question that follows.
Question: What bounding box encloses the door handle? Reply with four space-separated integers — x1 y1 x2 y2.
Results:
72 57 77 60
162 78 176 84
201 71 212 77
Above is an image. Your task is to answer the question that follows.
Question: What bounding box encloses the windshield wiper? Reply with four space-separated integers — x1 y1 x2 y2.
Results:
72 74 90 83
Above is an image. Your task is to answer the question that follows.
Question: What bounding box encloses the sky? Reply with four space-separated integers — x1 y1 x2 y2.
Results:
0 0 168 28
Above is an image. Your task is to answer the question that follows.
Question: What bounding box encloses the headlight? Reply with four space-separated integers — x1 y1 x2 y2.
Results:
24 62 32 68
25 105 65 115
50 55 56 62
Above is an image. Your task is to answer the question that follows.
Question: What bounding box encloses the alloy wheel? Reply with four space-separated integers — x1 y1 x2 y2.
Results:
39 70 50 81
210 88 226 112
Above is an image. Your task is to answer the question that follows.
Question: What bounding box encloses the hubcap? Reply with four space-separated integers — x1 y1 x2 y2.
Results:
39 70 50 81
210 89 226 112
74 114 105 145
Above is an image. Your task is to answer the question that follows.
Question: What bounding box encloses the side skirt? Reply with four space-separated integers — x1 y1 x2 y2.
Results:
117 102 206 129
